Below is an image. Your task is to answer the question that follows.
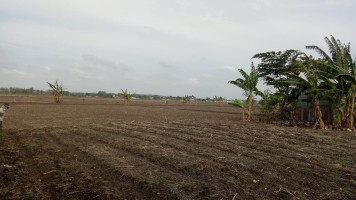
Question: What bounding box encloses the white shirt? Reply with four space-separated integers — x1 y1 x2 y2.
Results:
0 106 7 121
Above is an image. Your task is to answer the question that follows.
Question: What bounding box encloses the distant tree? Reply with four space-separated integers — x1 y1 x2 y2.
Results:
97 91 107 98
153 95 161 100
47 80 64 104
214 96 224 106
182 95 190 105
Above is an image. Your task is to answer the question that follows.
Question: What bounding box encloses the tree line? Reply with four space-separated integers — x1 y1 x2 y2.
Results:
0 87 216 102
229 35 356 129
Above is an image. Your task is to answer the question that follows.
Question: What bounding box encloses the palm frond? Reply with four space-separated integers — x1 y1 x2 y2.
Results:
306 45 332 62
228 99 245 108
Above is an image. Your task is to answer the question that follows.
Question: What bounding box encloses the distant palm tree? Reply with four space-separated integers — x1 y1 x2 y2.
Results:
121 89 131 105
228 63 262 121
47 80 63 104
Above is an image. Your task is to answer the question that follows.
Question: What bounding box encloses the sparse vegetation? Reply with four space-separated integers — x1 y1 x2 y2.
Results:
182 95 190 105
121 89 131 105
47 80 64 104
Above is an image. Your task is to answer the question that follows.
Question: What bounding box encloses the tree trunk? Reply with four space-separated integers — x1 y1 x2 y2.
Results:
125 99 130 105
314 97 324 129
247 92 253 121
333 95 343 128
346 93 355 129
292 106 298 127
54 93 60 104
242 108 245 121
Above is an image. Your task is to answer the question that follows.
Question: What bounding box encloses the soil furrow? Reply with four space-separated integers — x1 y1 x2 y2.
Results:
105 122 352 176
88 124 352 198
48 129 227 200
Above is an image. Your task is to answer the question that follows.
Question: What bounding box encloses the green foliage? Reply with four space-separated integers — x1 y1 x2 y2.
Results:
306 35 356 128
253 50 302 83
228 63 262 121
121 89 131 105
259 90 283 122
253 50 304 120
228 63 260 93
47 80 63 94
253 35 356 128
228 63 262 99
228 99 247 108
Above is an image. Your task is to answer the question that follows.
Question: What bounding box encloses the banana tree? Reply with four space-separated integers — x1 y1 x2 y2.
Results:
228 63 262 121
121 89 131 105
228 99 248 121
283 56 342 129
47 80 64 104
307 36 356 129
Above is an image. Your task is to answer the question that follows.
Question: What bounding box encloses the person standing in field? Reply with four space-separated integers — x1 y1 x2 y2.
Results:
0 103 10 130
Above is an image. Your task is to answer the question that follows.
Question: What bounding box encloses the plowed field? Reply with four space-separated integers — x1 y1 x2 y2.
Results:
0 96 355 199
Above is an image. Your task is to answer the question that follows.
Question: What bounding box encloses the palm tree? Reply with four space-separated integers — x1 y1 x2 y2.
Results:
306 36 355 129
121 89 131 105
47 80 63 104
228 63 262 121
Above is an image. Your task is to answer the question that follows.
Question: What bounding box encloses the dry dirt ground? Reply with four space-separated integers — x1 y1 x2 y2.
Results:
0 95 355 199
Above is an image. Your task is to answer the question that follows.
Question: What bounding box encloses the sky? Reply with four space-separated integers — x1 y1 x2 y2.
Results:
0 0 356 99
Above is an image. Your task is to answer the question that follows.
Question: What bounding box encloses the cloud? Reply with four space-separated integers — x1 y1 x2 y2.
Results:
201 73 211 78
0 47 5 58
69 64 98 80
1 68 26 77
187 78 199 86
43 66 52 72
222 65 237 73
81 54 132 72
159 61 180 69
0 0 355 99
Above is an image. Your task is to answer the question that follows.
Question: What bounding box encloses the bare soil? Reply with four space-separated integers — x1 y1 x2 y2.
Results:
0 95 355 199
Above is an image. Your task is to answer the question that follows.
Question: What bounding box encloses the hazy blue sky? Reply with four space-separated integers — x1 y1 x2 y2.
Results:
1 0 356 99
